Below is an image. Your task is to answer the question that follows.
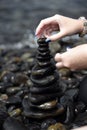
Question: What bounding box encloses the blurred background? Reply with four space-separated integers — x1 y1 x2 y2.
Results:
0 0 87 47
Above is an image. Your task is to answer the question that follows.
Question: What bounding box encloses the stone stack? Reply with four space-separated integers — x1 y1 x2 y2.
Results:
23 38 64 118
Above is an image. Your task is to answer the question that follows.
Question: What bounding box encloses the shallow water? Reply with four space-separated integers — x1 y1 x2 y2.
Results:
0 0 87 46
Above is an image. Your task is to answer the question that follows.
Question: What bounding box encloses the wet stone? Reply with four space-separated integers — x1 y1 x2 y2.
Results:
0 82 13 93
9 108 22 117
6 87 22 95
0 107 9 129
6 96 22 107
47 122 67 130
3 64 19 72
3 117 29 130
0 94 8 101
41 118 56 130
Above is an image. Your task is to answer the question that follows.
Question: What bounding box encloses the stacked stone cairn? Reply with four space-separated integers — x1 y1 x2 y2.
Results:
23 38 64 118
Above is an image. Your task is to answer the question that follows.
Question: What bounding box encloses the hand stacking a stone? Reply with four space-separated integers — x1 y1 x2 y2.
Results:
36 14 87 71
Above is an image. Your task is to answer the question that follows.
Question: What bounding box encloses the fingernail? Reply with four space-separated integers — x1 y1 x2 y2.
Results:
35 33 37 36
35 32 37 36
35 33 39 38
45 38 51 43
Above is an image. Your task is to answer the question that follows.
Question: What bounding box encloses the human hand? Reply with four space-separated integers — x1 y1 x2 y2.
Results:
71 126 87 130
54 44 87 70
35 14 84 41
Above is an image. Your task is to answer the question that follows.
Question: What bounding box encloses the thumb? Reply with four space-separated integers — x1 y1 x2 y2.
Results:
48 31 65 41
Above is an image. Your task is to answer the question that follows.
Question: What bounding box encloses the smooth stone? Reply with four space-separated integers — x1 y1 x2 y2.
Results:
6 96 22 106
21 53 32 60
79 76 87 104
0 107 9 128
47 123 66 130
37 55 51 62
3 117 28 130
9 108 22 117
31 64 55 77
29 82 60 94
29 92 60 105
58 68 71 77
4 64 19 72
0 82 13 93
30 74 57 86
37 38 47 44
6 87 21 95
29 100 58 110
49 41 61 54
11 73 28 85
37 61 51 67
23 98 64 118
37 100 58 110
0 94 8 101
26 58 34 63
38 47 49 52
41 118 56 129
37 50 50 57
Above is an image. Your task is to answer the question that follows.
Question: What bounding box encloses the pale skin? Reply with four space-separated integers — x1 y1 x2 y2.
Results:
36 14 87 71
36 14 87 130
71 126 87 130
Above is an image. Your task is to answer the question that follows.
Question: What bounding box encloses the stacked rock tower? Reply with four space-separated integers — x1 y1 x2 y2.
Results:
23 38 64 118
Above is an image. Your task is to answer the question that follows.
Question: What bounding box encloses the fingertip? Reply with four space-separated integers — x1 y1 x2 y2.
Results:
35 29 40 36
35 20 46 36
56 62 64 69
55 53 62 62
35 26 42 36
35 32 38 36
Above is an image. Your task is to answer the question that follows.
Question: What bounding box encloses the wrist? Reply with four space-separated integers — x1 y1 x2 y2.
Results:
78 16 87 37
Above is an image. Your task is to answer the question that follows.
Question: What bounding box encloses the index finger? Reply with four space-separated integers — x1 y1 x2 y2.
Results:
35 16 57 36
